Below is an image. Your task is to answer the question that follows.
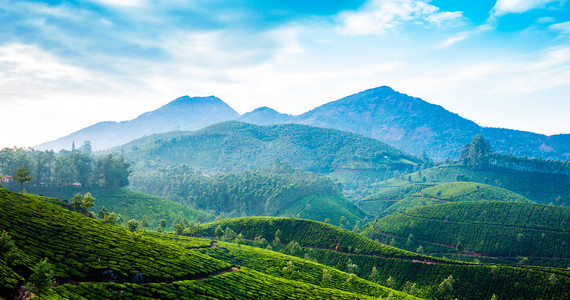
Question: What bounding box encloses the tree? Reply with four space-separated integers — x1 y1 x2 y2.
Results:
346 258 358 274
96 154 131 187
215 225 224 240
98 206 108 219
14 166 32 193
321 269 331 286
386 276 394 287
72 193 83 212
346 273 357 290
282 260 295 275
103 213 118 225
438 275 455 298
0 230 18 261
82 192 95 214
29 258 55 292
402 281 418 296
460 135 492 168
127 219 139 232
141 215 149 230
368 266 378 282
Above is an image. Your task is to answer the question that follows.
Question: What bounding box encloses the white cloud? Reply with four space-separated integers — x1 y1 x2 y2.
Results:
491 0 564 17
89 0 146 8
436 24 493 48
549 21 570 34
338 0 465 35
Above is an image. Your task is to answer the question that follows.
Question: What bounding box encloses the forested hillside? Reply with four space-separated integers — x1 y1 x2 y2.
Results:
118 121 420 173
129 162 365 224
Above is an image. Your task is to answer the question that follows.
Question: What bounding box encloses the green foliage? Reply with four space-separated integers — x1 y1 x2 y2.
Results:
460 135 492 168
129 162 357 220
413 165 570 205
29 258 55 292
120 121 419 174
367 201 570 267
14 166 32 193
198 216 570 299
92 188 209 230
95 154 131 187
0 187 230 285
279 195 365 226
127 219 139 232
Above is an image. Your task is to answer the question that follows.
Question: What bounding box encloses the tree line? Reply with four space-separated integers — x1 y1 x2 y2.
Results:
129 160 342 218
0 141 131 191
460 135 570 175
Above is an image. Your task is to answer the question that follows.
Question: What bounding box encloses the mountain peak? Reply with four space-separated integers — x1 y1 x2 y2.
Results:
168 95 222 106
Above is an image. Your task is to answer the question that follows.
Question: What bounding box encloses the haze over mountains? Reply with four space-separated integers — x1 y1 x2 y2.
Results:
36 86 570 160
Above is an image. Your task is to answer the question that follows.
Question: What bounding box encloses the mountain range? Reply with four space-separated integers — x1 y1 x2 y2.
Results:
36 86 570 160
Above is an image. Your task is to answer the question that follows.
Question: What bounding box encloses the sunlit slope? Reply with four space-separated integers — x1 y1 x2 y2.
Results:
198 216 570 299
364 201 570 267
93 188 211 229
416 165 570 205
0 188 228 284
373 182 531 217
277 195 367 226
0 188 410 299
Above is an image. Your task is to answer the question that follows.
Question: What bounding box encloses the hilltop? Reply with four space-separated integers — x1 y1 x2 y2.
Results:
35 96 239 151
119 121 420 173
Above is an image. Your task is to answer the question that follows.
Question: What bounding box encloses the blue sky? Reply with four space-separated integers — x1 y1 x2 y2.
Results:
1 0 569 149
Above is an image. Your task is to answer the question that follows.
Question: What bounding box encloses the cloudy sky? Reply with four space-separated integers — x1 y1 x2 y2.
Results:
1 0 569 149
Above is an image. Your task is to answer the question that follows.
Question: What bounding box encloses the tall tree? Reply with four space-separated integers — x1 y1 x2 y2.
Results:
460 135 492 169
14 166 32 193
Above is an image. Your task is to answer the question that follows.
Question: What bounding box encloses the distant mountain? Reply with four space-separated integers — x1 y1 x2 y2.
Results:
291 86 570 160
237 106 293 125
36 86 570 160
35 96 240 151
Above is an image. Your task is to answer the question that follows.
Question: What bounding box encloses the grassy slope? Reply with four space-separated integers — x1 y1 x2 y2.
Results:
198 216 570 300
146 234 415 299
0 188 405 299
417 165 570 205
365 201 570 267
92 188 211 229
278 195 367 226
376 182 532 218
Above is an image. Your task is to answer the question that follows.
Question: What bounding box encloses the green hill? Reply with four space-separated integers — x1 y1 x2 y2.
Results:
119 121 420 174
0 188 411 299
92 188 211 230
416 165 570 205
370 182 532 218
364 201 570 267
197 216 570 299
277 195 366 227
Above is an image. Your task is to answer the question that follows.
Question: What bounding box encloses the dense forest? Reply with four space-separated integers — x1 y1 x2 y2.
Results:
0 142 131 193
129 161 344 218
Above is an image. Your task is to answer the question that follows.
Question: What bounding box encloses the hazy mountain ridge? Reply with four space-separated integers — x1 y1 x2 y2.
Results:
35 96 240 151
237 106 293 125
35 86 570 160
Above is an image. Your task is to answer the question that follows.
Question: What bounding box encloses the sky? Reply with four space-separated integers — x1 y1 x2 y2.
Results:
1 0 569 149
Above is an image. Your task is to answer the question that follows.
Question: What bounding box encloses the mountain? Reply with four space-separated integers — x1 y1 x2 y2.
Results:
237 106 293 125
35 96 240 151
291 86 570 160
